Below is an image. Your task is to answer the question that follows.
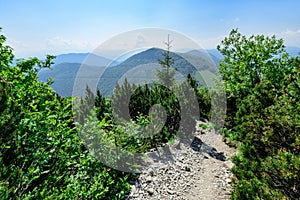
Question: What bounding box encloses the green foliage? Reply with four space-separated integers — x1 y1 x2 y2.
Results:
95 89 111 120
199 123 208 130
196 87 211 119
111 80 182 152
186 73 211 120
218 29 300 199
218 28 290 128
0 29 132 199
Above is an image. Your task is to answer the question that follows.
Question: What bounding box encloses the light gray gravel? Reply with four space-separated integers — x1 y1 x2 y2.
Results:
126 121 238 200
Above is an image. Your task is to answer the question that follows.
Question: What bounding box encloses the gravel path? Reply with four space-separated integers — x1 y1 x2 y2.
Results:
126 121 237 200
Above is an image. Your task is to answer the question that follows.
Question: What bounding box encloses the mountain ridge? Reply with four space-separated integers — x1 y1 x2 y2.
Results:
54 52 112 66
38 46 300 96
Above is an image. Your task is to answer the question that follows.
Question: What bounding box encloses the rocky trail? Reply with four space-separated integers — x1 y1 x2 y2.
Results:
126 121 237 200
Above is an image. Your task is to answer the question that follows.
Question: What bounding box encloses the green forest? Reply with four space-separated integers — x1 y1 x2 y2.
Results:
0 27 299 199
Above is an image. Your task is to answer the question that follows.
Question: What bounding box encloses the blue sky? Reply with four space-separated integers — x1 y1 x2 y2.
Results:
1 0 300 58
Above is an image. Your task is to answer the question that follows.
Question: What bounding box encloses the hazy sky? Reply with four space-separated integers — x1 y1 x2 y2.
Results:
1 0 300 58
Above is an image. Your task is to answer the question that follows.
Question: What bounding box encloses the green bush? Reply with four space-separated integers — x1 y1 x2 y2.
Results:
110 79 192 152
218 29 300 199
0 29 133 199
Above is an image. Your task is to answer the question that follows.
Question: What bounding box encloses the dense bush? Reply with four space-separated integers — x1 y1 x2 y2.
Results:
0 29 133 199
186 73 211 120
113 81 181 148
108 77 199 153
218 29 299 199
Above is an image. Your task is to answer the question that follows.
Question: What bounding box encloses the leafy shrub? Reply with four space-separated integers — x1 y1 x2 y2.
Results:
0 29 133 199
218 29 300 199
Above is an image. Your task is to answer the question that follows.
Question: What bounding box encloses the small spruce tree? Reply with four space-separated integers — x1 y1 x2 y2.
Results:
156 34 176 87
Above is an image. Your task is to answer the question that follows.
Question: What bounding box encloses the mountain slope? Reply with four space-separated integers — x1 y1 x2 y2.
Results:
286 46 300 57
186 49 222 65
38 48 220 97
98 48 218 96
38 63 105 96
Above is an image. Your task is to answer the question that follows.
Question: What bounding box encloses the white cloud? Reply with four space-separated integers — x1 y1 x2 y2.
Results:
197 35 226 49
234 17 240 22
218 17 240 26
199 29 300 49
46 36 72 48
5 36 97 58
5 38 32 58
46 36 95 53
279 29 300 47
282 29 300 36
6 38 28 49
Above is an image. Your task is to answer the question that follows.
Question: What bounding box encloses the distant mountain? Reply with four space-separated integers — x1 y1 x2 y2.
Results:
186 49 222 65
206 49 224 60
38 48 218 97
39 46 300 97
97 48 218 96
286 46 300 57
38 63 80 96
54 53 112 66
38 63 105 96
188 46 300 62
38 53 112 96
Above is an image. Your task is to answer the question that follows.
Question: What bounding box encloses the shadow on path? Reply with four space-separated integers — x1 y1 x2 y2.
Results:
190 136 226 161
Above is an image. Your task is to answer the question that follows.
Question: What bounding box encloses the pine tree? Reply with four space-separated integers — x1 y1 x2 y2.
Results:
156 35 176 87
